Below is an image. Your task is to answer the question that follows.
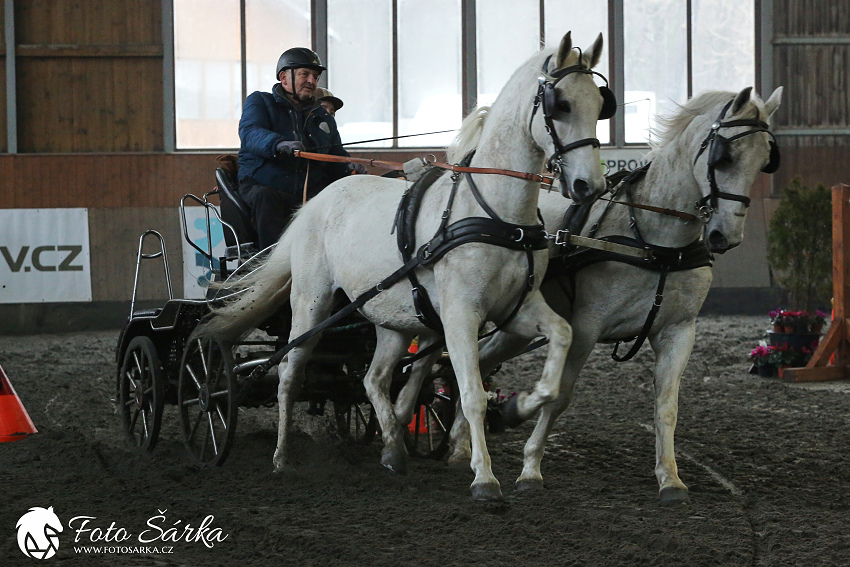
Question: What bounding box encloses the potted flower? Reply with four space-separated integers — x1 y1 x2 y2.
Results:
769 309 791 333
810 310 828 334
749 345 775 377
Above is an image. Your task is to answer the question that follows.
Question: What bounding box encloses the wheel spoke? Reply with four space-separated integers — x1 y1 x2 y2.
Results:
132 350 143 375
141 407 150 439
215 402 228 430
428 404 448 433
207 412 219 455
185 364 203 390
130 407 140 431
196 339 208 381
124 370 139 391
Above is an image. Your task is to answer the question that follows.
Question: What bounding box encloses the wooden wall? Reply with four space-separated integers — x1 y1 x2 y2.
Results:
13 0 163 152
772 0 850 193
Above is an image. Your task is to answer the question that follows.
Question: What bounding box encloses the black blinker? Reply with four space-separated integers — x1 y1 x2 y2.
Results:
598 86 617 120
763 141 780 174
708 135 731 167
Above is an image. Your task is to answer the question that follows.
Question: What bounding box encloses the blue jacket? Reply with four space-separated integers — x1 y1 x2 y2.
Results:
237 84 349 199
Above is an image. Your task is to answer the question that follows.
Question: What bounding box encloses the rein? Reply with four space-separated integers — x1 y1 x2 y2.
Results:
293 150 557 184
294 150 697 222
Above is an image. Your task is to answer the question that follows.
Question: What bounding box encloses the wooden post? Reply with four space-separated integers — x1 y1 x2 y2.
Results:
782 183 850 382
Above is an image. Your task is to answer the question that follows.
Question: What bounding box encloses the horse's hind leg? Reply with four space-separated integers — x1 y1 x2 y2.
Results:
363 327 415 474
272 286 333 473
392 336 442 430
649 321 696 505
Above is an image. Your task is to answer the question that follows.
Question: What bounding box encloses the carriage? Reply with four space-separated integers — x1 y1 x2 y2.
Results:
114 166 458 467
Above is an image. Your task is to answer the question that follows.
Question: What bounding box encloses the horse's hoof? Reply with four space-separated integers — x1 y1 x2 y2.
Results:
471 482 504 502
659 486 690 506
516 478 544 492
501 395 524 428
381 450 408 475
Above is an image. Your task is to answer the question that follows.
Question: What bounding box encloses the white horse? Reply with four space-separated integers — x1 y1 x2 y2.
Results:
422 86 783 504
199 32 611 500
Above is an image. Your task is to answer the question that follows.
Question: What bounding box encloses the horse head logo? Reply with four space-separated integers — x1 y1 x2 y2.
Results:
16 506 63 559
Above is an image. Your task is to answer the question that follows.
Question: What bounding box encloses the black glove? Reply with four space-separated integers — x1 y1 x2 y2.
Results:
347 163 368 175
275 140 303 157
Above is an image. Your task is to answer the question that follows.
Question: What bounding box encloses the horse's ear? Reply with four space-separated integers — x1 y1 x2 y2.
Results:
586 33 604 68
555 31 573 69
763 86 783 120
731 86 753 115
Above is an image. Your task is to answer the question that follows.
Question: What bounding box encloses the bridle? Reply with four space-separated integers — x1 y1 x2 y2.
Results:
529 52 617 195
692 98 780 221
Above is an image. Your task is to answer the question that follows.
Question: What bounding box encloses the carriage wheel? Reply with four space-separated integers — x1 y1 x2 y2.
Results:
118 336 164 452
405 373 457 460
333 401 379 443
178 335 238 466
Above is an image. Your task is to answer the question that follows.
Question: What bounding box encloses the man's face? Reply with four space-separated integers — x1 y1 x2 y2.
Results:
281 67 320 99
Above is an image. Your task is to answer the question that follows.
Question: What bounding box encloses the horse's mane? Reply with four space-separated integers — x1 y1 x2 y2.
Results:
446 106 490 163
648 90 766 154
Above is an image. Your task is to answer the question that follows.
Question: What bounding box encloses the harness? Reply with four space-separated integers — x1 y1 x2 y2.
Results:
529 53 617 182
692 97 781 220
245 154 548 383
394 151 548 334
546 165 713 362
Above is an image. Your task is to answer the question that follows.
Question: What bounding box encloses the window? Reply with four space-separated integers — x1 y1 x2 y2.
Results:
171 0 756 149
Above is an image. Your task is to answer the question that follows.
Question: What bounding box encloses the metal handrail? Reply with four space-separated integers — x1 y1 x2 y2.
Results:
129 230 173 318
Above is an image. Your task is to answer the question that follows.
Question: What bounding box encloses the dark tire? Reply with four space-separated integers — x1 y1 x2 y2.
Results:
118 336 165 452
178 334 238 466
333 401 379 443
405 373 457 460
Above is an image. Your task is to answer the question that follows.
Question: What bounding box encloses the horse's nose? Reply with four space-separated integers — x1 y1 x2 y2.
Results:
572 179 592 204
707 229 736 253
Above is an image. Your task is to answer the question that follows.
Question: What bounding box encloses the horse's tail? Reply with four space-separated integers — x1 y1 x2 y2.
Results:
195 228 294 341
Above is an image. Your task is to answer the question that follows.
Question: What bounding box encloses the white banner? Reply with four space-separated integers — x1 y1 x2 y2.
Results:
181 207 227 300
0 209 92 303
600 148 651 174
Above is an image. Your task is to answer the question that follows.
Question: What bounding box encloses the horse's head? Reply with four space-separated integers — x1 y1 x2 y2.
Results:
529 32 613 205
691 86 784 253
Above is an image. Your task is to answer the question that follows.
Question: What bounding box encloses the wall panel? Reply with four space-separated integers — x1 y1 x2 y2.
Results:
13 0 164 152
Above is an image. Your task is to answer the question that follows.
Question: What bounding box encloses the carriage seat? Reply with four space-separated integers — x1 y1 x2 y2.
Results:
215 167 259 258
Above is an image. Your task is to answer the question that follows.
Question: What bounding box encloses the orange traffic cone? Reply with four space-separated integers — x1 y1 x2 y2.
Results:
0 364 38 442
407 405 428 434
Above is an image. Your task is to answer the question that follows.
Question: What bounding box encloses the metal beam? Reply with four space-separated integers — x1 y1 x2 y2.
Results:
312 0 328 88
461 0 476 117
162 0 175 153
612 0 625 146
775 128 850 136
5 0 16 153
760 0 773 97
773 36 850 44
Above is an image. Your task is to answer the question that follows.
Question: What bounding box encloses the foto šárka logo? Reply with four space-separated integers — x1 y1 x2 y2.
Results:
16 507 63 559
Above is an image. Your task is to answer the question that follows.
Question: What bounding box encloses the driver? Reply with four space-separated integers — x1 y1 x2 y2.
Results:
237 47 362 250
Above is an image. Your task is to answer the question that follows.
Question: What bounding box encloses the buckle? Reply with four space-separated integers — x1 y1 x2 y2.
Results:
553 229 571 246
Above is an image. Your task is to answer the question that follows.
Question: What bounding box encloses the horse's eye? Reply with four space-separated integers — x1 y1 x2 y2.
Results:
556 100 571 114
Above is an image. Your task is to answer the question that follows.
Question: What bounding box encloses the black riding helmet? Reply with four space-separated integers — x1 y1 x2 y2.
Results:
276 47 326 80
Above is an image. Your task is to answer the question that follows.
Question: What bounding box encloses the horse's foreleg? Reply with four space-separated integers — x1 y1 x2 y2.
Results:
516 334 595 490
649 321 696 505
442 309 502 501
363 327 414 474
498 291 572 425
447 331 532 467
